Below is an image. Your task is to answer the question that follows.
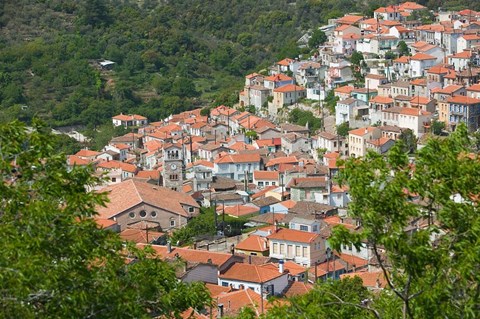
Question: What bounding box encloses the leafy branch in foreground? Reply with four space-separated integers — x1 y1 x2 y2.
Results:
0 120 210 318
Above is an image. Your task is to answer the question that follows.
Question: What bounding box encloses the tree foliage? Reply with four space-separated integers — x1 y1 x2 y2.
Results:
288 108 321 133
308 29 327 49
0 120 210 318
331 124 480 318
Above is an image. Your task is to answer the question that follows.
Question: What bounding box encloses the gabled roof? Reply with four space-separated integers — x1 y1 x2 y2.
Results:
467 83 480 92
435 85 464 95
375 6 396 13
349 127 377 136
370 96 393 104
277 58 295 66
288 177 327 189
383 107 431 116
97 160 137 173
273 84 306 93
219 263 286 283
448 50 473 59
214 153 261 164
394 55 411 63
235 235 269 252
264 73 293 82
447 95 480 104
97 180 199 219
283 281 314 298
336 15 364 25
67 155 91 166
267 227 320 243
223 205 259 217
253 170 280 181
139 244 234 267
112 113 147 121
398 1 425 10
265 156 298 167
410 53 436 61
341 271 387 289
334 85 355 94
75 149 101 157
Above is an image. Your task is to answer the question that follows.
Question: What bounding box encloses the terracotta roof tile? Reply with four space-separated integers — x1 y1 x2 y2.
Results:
273 84 306 93
235 235 269 252
219 262 285 283
253 170 279 181
267 228 320 243
341 271 387 289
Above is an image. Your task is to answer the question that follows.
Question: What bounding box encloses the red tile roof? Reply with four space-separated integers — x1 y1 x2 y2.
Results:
139 244 234 267
214 153 261 164
253 170 279 181
112 113 147 121
467 83 480 92
341 271 387 289
264 73 293 82
219 263 285 283
410 53 436 61
370 96 393 104
75 149 101 157
273 84 306 93
235 235 269 252
334 85 355 94
447 95 480 104
349 127 377 136
97 180 199 219
97 160 137 173
223 205 259 218
283 281 314 298
265 156 298 167
267 228 320 243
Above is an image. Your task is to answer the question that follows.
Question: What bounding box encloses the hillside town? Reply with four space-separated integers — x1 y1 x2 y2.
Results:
66 3 480 317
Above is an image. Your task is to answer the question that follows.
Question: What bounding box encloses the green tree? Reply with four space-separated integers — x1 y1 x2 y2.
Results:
398 128 417 154
397 41 410 57
336 122 350 137
350 51 364 67
332 124 480 318
0 120 210 318
308 29 327 49
431 119 445 135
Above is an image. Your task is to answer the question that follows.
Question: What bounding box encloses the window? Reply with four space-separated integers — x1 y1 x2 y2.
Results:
302 246 307 257
295 245 301 256
129 212 135 219
139 210 147 218
151 211 157 218
170 219 176 227
312 225 318 232
221 282 229 287
111 177 116 182
272 182 276 186
188 207 194 213
258 181 264 187
300 225 308 231
273 243 278 254
265 181 270 186
280 244 285 254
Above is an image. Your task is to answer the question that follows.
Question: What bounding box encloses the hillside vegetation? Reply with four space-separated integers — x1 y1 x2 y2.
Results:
1 0 479 130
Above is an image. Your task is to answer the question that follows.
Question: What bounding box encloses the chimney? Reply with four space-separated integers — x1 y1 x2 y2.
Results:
167 241 172 253
248 255 252 264
217 304 224 318
279 259 285 273
364 128 368 134
274 220 279 232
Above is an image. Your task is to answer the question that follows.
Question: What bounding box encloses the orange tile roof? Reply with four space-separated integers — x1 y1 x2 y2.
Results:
383 107 431 116
219 263 285 283
75 149 101 157
410 96 431 105
394 56 410 63
253 170 279 181
410 78 427 86
119 228 164 244
192 160 214 168
370 96 393 104
265 156 298 167
140 244 234 267
246 72 261 79
215 288 271 317
410 52 436 61
135 170 160 180
235 235 269 252
112 113 147 121
251 185 277 200
335 252 369 268
462 34 480 41
342 33 362 40
223 205 259 218
229 141 256 151
349 127 377 136
264 73 293 82
277 58 295 66
94 218 118 228
97 180 199 219
67 155 91 166
97 160 137 173
337 15 364 24
398 1 425 10
283 281 314 298
278 199 297 209
427 64 453 74
334 85 355 94
205 283 232 298
273 84 306 93
214 153 261 164
449 50 473 59
467 83 480 92
447 95 480 104
375 6 396 13
267 228 320 243
341 271 387 289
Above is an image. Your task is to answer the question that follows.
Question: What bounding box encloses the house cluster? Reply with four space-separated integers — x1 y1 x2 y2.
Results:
63 3 480 316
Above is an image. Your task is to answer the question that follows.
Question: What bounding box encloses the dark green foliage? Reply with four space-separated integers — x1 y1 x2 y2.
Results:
0 120 210 318
397 41 410 57
308 29 327 49
336 122 350 137
431 120 445 135
288 108 322 133
398 128 417 154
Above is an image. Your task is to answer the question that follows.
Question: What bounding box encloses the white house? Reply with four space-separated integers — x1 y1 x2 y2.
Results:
409 53 437 78
218 263 289 296
335 98 367 125
382 107 432 137
214 153 262 181
267 228 327 267
112 114 148 128
457 34 480 54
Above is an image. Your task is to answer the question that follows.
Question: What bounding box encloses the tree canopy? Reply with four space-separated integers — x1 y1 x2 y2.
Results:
0 120 210 318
